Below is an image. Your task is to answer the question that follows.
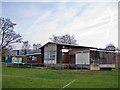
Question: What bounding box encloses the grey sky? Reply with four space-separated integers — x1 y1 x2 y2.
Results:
1 0 118 49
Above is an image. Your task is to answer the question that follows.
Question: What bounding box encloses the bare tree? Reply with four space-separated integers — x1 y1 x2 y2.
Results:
49 35 60 43
105 43 116 51
0 17 22 57
50 34 77 45
2 45 13 57
22 41 30 55
2 48 10 57
33 43 41 53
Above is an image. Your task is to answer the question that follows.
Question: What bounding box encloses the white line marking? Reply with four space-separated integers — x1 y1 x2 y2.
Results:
60 80 75 90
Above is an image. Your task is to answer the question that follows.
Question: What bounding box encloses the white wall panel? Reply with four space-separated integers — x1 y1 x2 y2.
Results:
76 52 90 64
44 60 56 64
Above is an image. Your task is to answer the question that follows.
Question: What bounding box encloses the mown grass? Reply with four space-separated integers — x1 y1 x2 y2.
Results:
2 63 119 88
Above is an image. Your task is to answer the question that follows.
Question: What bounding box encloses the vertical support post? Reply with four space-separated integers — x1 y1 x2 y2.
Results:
116 54 117 68
61 64 62 69
31 63 32 68
18 63 19 68
116 54 118 68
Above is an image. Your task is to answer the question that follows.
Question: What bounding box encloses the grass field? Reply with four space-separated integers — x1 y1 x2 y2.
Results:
2 63 119 88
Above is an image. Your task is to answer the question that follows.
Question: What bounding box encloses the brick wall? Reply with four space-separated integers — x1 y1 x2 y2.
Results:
27 54 41 63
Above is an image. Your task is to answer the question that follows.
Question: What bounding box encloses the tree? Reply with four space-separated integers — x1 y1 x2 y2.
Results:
2 48 9 57
49 34 77 45
0 17 22 53
21 41 30 55
2 45 13 57
105 43 116 51
33 43 41 53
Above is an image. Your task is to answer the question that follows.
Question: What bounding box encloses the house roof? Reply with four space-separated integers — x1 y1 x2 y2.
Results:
26 53 41 56
90 48 120 53
41 42 97 49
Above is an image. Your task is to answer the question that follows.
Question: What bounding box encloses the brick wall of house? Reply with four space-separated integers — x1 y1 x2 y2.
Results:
27 54 41 63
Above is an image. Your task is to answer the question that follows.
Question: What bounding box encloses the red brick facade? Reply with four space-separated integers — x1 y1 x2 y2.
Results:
62 54 75 64
26 54 41 63
116 54 120 68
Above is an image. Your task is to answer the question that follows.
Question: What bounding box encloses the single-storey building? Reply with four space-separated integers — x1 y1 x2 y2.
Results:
41 42 119 69
41 42 96 64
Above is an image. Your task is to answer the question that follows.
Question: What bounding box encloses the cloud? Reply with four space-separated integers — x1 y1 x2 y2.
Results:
68 2 118 48
9 2 118 48
26 10 52 32
24 5 79 44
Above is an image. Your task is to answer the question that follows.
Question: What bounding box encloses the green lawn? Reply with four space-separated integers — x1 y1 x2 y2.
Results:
2 63 119 88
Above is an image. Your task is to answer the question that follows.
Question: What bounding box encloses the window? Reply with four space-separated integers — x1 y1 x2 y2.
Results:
28 56 37 61
28 56 32 60
32 56 37 60
44 52 49 60
44 51 56 60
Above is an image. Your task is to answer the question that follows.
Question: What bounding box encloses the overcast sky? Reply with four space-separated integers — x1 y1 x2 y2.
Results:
1 0 118 49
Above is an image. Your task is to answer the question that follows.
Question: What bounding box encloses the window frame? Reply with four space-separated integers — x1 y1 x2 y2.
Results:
44 51 56 60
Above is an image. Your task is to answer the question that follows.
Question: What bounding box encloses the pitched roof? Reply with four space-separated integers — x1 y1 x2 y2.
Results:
41 42 97 49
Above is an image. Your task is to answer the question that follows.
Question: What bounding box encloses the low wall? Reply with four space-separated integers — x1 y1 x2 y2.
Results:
44 64 90 69
99 64 115 68
90 65 100 71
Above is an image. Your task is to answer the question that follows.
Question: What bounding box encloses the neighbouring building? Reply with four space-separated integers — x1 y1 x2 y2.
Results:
26 53 41 63
9 49 41 63
9 50 25 56
9 49 40 56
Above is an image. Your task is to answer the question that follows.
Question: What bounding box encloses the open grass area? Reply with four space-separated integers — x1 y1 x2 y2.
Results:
2 63 119 88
